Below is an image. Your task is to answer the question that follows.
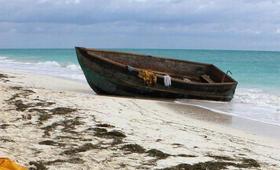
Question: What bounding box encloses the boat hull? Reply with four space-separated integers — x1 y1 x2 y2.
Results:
76 47 237 101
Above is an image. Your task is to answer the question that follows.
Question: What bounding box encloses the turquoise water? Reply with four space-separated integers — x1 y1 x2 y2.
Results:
0 49 76 65
1 48 279 89
123 49 280 91
0 48 279 125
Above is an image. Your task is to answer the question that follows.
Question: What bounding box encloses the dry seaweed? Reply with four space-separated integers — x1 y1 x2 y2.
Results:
8 87 35 98
22 89 35 94
0 124 10 129
121 144 146 153
5 87 36 112
90 127 108 136
41 117 82 137
96 123 115 128
10 86 22 91
177 154 197 158
41 122 61 137
161 157 260 170
29 157 84 170
92 128 126 140
39 140 65 147
50 107 77 115
62 143 100 155
88 127 126 146
0 73 8 79
34 102 55 107
0 138 15 143
6 93 21 102
240 158 260 168
29 161 48 170
146 149 170 159
61 117 82 132
14 100 30 111
0 73 9 82
44 158 84 165
28 108 48 113
106 130 126 138
22 113 32 120
208 154 235 161
55 136 80 140
38 113 52 123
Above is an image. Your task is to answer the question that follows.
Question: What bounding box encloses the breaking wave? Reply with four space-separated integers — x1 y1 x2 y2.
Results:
0 55 86 81
176 88 280 126
235 88 280 108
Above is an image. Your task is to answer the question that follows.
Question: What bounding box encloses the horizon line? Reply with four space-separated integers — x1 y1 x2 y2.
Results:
0 47 280 53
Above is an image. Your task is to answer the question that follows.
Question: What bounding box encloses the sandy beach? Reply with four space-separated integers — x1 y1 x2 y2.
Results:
0 70 280 170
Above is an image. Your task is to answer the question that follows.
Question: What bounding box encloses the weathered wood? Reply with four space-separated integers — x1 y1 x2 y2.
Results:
75 47 238 101
201 74 215 83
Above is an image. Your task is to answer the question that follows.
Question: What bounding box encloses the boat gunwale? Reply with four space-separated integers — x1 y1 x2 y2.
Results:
81 47 213 66
76 47 238 86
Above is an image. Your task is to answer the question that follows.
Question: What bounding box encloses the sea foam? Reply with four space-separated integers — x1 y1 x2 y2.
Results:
176 88 280 126
235 88 280 108
0 56 86 82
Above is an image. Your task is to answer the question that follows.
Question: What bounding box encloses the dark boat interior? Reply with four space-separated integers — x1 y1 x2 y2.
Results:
86 49 236 84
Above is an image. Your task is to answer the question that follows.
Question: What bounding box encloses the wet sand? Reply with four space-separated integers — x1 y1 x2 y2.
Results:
164 102 280 139
0 70 280 169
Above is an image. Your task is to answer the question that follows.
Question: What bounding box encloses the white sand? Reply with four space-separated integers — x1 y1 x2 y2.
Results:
0 70 280 170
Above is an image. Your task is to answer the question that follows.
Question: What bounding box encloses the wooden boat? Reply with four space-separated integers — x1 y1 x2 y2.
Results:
75 47 238 101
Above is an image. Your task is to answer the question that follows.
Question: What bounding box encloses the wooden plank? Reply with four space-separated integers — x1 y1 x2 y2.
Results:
201 74 215 83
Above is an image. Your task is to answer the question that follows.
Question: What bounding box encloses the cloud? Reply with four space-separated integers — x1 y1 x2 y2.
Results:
0 0 280 49
0 0 279 25
38 0 80 4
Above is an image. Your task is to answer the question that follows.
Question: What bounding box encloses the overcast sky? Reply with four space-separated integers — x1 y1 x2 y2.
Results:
1 0 280 50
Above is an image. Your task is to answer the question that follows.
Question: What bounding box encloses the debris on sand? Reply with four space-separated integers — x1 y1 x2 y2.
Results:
62 143 100 155
50 107 77 115
161 157 260 170
121 144 146 153
96 123 115 128
146 149 170 159
0 73 9 82
29 161 48 170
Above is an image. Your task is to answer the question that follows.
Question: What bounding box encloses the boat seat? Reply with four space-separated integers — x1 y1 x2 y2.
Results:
201 74 215 83
183 77 191 82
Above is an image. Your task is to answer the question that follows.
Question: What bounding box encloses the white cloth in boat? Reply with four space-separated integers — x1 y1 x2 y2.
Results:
127 65 136 72
163 75 171 87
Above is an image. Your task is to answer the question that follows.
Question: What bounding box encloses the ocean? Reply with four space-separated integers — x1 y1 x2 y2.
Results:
0 48 279 126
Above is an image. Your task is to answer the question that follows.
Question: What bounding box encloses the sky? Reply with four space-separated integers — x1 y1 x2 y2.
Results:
1 0 280 50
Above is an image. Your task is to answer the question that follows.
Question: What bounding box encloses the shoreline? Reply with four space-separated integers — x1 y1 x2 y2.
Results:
3 68 280 140
164 102 280 140
0 69 280 169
